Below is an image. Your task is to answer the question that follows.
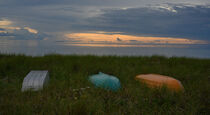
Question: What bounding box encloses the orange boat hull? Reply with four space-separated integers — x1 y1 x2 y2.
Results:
135 74 184 92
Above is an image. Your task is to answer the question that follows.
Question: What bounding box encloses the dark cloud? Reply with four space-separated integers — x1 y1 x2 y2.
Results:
0 0 127 7
78 5 210 40
0 1 210 41
1 0 209 7
0 32 12 37
116 37 122 41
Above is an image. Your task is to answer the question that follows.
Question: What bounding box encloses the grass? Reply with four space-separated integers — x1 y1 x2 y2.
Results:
0 54 209 114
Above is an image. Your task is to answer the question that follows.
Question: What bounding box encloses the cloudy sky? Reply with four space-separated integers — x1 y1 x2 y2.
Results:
0 0 210 48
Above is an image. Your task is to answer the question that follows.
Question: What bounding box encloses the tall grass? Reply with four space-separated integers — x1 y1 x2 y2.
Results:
0 54 209 114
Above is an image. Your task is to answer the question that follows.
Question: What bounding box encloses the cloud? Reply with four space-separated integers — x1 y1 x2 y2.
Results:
0 3 210 42
155 5 178 13
0 28 46 40
0 19 21 30
0 19 12 26
81 5 210 41
24 27 38 34
1 0 209 7
65 32 207 45
0 19 46 40
116 37 122 41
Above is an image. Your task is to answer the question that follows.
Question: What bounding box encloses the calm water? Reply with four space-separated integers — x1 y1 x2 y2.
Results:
0 39 209 58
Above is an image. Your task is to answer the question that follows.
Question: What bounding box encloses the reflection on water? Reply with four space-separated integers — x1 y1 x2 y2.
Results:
0 39 210 58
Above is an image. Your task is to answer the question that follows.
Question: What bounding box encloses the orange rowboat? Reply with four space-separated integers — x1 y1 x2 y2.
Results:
135 74 184 92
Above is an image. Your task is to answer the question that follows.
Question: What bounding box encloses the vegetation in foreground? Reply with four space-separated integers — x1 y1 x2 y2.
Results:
0 54 209 114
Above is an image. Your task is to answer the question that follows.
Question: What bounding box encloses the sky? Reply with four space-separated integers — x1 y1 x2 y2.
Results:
0 0 210 57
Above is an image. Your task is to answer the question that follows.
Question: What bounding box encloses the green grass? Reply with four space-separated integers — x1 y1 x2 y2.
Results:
0 54 209 114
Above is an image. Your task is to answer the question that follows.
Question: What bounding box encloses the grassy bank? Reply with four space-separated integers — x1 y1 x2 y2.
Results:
0 54 209 114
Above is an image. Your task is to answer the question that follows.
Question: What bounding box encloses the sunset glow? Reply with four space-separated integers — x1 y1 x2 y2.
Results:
65 32 207 45
24 27 38 34
1 1 210 58
0 19 12 26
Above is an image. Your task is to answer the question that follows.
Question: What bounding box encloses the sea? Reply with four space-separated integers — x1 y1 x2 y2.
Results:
0 39 209 58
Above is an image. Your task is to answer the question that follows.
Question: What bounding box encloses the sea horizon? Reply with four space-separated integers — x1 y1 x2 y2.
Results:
0 39 209 58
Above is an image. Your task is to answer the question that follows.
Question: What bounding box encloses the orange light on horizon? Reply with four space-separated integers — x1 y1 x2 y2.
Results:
64 32 208 45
